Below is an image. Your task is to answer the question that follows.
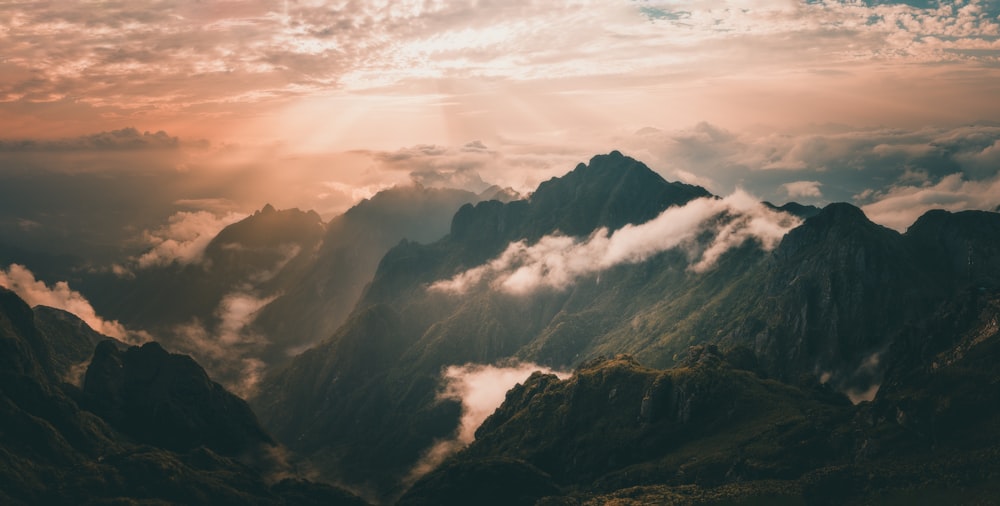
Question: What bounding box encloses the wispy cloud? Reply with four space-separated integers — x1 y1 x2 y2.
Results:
0 263 146 343
172 289 275 399
430 190 800 295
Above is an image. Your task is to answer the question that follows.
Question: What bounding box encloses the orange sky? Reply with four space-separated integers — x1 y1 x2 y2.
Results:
2 0 1000 229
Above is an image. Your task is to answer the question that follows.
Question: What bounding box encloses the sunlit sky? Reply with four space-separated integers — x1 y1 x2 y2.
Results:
2 0 1000 257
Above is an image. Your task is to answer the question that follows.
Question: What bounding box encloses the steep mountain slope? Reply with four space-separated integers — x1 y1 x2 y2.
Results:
253 152 716 498
0 286 367 505
252 185 484 357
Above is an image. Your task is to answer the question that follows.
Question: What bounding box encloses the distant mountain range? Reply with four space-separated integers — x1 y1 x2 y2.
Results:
2 151 999 504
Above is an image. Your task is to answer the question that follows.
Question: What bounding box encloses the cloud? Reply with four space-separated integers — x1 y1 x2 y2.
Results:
620 123 1000 210
171 289 276 399
861 173 1000 231
356 140 590 197
0 128 179 152
406 362 571 484
782 181 823 198
134 210 246 269
154 243 303 397
6 0 999 141
363 143 498 193
430 190 801 296
0 263 144 343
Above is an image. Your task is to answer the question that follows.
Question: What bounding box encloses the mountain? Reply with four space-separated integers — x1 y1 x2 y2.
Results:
0 286 368 505
83 205 325 331
81 340 275 456
763 200 821 219
251 185 485 358
5 150 1000 504
32 305 126 384
253 152 717 499
402 336 1000 505
76 186 483 393
252 152 1000 502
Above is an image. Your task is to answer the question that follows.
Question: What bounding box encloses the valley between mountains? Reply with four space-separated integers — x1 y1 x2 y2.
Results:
3 152 1000 505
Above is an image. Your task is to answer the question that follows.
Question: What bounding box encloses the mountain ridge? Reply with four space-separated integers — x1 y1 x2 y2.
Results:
253 152 1000 501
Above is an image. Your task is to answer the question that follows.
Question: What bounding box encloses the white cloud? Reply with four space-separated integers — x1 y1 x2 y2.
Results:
135 210 246 269
0 263 144 343
430 190 801 295
216 291 277 346
782 180 823 198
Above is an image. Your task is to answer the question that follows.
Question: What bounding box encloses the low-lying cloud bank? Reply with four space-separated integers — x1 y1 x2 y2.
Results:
430 190 800 295
861 173 1000 231
0 263 145 344
406 362 571 483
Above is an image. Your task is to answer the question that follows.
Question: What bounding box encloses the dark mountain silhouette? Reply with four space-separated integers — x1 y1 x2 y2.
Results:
0 286 368 505
82 340 275 456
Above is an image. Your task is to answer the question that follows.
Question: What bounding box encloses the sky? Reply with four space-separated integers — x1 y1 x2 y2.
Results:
2 0 1000 265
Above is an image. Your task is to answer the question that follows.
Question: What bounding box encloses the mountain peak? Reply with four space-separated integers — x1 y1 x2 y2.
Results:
522 151 711 238
208 204 325 252
815 201 868 222
774 201 898 262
